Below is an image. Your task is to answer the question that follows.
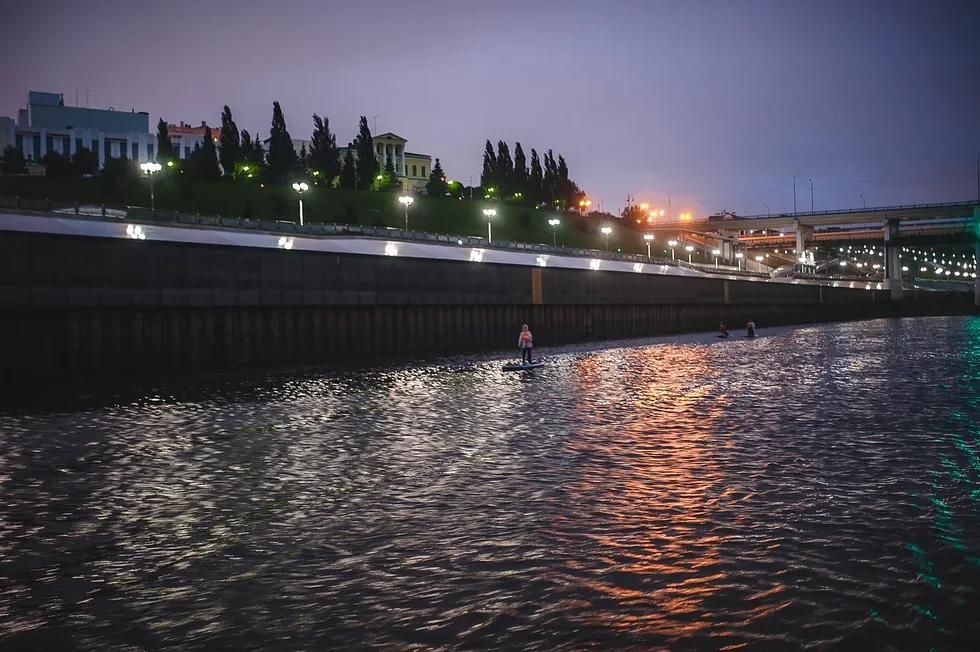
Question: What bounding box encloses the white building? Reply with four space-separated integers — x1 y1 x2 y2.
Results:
2 91 154 168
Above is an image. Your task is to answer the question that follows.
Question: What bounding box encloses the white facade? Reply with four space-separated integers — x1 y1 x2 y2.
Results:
6 91 154 169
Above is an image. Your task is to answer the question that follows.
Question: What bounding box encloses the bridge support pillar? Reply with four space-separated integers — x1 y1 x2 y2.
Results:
883 218 903 300
794 219 814 272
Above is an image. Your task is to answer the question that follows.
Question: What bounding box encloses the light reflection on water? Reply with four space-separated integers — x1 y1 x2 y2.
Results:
1 316 980 649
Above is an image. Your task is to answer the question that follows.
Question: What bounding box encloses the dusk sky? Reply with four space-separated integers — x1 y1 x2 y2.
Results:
4 0 978 216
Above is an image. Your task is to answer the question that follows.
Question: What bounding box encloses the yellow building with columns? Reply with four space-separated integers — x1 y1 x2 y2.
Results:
339 132 432 192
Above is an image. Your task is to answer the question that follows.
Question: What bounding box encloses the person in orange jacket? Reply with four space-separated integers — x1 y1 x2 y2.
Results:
518 324 534 364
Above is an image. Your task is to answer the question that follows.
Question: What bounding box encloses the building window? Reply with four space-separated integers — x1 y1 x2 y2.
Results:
75 138 83 153
147 143 154 160
132 142 139 159
46 135 53 156
104 140 111 160
63 137 70 154
412 164 417 177
421 165 426 177
16 134 23 153
184 146 190 159
33 135 41 160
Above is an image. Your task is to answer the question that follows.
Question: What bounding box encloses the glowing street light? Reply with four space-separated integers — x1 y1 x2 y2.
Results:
291 181 309 225
735 251 744 270
712 248 721 268
754 254 764 273
578 198 593 214
483 207 497 243
139 161 162 213
667 239 678 261
398 194 415 230
601 225 612 251
643 233 654 258
685 244 695 263
548 218 561 246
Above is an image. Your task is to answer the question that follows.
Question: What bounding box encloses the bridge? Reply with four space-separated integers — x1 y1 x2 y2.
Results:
647 200 980 302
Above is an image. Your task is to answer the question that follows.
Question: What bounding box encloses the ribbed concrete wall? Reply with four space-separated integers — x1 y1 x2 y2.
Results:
0 231 972 385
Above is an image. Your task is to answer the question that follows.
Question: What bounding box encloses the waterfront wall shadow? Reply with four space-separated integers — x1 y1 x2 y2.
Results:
0 231 973 386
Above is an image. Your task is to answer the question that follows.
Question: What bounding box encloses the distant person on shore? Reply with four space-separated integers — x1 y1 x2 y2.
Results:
746 320 756 338
719 321 729 338
518 324 534 364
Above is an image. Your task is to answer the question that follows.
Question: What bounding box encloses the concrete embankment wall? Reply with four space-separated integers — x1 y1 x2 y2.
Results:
0 230 973 385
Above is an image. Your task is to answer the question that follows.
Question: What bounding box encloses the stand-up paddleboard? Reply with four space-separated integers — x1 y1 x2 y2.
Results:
503 360 545 371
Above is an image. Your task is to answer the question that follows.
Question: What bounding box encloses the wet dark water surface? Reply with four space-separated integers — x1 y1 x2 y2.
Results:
3 316 980 650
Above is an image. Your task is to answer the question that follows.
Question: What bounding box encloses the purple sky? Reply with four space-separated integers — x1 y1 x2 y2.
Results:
4 0 979 216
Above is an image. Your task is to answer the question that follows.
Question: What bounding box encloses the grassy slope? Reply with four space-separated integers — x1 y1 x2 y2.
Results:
0 175 699 258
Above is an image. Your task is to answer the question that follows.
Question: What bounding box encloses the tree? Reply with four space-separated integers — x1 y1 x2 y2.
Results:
480 139 497 193
528 148 543 202
426 158 448 197
101 157 137 195
72 146 98 176
308 114 341 186
237 129 261 179
379 156 400 191
340 148 357 189
155 119 174 163
218 105 240 176
298 143 308 172
1 145 27 174
41 151 75 179
191 126 221 181
512 142 528 201
354 116 378 190
496 141 513 197
543 149 557 204
266 101 297 183
252 133 266 168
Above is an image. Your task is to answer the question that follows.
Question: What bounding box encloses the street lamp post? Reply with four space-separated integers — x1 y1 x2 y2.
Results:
860 194 866 209
735 252 744 270
398 195 415 230
548 218 561 246
140 162 162 213
483 207 497 243
668 239 678 261
755 255 764 273
809 178 814 211
290 182 309 225
685 244 694 263
601 226 612 251
712 249 721 268
793 175 797 214
763 202 770 217
643 233 654 258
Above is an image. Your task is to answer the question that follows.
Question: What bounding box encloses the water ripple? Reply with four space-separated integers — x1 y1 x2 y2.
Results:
1 316 980 649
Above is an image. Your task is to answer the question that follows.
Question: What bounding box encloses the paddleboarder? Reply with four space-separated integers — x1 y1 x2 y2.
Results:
518 324 534 364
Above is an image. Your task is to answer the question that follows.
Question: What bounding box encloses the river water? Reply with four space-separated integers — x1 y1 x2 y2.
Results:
2 316 979 650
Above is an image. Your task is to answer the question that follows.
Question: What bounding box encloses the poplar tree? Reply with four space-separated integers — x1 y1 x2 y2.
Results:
218 105 240 176
340 148 357 189
309 114 341 186
480 139 497 191
529 148 543 202
155 119 174 162
512 142 528 199
354 116 378 189
194 126 221 180
266 101 297 183
496 141 513 196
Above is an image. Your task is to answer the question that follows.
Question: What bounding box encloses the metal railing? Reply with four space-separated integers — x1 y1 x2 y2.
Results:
1 196 800 282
